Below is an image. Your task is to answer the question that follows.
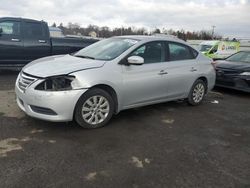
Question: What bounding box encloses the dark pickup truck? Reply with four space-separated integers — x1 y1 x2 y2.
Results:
0 17 99 69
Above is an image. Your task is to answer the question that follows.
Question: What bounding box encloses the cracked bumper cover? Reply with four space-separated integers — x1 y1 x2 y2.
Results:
15 79 88 122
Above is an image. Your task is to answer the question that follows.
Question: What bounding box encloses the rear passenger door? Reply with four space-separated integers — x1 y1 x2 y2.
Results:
0 19 24 65
22 21 50 62
163 42 199 98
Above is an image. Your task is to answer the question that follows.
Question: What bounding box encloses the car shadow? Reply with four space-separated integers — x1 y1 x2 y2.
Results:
16 99 187 132
213 86 250 98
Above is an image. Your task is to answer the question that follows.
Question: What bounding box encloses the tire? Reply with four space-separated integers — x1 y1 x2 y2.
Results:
74 88 115 129
188 79 207 106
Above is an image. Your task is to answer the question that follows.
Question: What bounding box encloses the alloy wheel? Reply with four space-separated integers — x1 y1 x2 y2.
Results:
81 95 110 125
192 83 205 103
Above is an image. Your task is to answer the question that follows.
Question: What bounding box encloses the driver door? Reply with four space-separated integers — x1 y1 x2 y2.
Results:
0 19 24 65
121 41 168 108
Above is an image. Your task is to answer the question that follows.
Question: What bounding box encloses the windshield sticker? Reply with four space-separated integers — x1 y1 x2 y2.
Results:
123 39 138 45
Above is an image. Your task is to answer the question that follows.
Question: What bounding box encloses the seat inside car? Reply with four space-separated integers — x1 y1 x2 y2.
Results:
143 44 162 63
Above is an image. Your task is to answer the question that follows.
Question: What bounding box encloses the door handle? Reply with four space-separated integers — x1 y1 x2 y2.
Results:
190 67 197 72
38 40 46 43
158 70 168 75
11 38 20 42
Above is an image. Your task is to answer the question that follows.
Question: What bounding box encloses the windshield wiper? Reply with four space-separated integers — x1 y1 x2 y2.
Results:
74 55 95 60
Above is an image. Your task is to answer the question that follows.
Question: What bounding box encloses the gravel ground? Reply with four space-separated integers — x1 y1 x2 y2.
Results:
0 71 250 188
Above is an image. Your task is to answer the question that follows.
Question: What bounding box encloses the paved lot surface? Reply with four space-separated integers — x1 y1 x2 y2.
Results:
0 71 250 188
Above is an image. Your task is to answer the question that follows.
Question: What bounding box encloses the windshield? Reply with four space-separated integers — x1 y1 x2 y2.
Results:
74 38 139 61
198 44 213 52
227 51 250 63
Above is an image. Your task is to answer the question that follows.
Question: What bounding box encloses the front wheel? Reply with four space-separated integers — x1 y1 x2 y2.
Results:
188 79 206 106
74 88 114 129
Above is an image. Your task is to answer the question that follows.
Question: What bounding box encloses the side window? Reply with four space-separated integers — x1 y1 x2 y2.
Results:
168 42 195 61
191 48 199 57
24 22 45 38
209 45 218 54
132 46 146 56
0 21 20 35
130 42 164 64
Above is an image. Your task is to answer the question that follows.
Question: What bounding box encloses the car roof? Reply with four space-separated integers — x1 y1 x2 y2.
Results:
0 17 46 23
114 35 186 44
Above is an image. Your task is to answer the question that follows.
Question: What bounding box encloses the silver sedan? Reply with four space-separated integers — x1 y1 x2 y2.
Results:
15 35 215 128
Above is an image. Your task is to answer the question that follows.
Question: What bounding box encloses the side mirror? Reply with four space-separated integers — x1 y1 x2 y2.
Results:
127 56 144 65
0 28 3 35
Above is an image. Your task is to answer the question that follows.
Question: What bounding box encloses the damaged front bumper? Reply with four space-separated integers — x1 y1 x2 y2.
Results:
15 73 88 122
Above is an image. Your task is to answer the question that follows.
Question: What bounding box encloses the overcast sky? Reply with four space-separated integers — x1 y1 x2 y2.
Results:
1 0 250 38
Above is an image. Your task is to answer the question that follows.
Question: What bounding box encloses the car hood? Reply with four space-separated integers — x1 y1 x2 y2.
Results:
22 54 106 78
216 60 250 71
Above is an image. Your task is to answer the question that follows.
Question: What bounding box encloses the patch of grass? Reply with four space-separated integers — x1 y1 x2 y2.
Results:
0 112 4 116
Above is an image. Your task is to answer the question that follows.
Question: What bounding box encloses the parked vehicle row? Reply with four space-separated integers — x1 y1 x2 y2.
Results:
198 40 240 59
197 40 250 92
0 17 98 69
15 35 216 128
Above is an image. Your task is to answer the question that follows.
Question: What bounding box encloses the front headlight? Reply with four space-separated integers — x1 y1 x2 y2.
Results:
35 75 75 91
240 72 250 76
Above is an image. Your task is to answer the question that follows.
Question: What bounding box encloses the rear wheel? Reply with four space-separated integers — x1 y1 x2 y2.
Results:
74 88 114 128
188 79 206 106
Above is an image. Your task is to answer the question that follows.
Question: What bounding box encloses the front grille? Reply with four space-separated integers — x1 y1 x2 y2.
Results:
18 72 37 92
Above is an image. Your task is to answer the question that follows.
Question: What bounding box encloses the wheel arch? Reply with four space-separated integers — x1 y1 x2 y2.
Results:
90 84 119 114
197 76 208 93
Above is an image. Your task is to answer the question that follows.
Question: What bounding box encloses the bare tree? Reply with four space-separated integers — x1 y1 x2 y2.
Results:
53 22 222 40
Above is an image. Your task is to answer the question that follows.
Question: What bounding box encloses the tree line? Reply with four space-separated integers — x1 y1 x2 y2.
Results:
51 22 222 40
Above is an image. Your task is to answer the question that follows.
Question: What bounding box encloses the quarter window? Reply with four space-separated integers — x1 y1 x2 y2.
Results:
168 42 196 61
0 21 20 35
130 42 164 64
